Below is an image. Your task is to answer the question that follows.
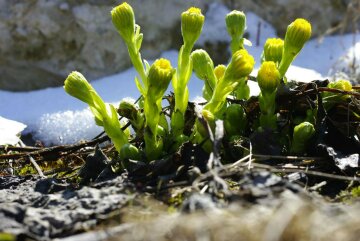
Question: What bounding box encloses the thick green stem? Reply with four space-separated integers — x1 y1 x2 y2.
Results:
127 43 147 89
171 43 193 135
204 98 225 116
278 52 295 79
143 97 163 160
259 92 277 129
230 38 243 55
144 128 162 160
235 79 250 100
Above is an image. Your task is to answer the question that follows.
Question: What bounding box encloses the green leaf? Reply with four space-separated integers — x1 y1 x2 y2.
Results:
135 76 145 96
144 59 151 74
136 33 143 52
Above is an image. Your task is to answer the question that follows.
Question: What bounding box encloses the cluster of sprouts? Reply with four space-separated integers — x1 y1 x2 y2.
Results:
64 2 353 162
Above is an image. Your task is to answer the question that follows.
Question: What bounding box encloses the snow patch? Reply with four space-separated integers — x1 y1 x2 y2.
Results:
0 116 27 145
33 109 102 146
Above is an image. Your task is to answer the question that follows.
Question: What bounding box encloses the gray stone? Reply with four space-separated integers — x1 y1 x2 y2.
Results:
0 0 354 91
0 0 206 91
0 175 134 240
222 0 354 37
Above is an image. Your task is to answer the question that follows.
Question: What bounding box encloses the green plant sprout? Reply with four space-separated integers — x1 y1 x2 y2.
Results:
64 71 128 152
225 10 251 100
118 100 144 135
111 3 147 95
191 49 254 150
262 38 284 65
223 104 247 137
257 61 281 129
278 18 312 79
191 49 217 100
171 7 205 137
143 58 175 160
203 49 255 116
290 121 315 154
322 79 353 110
64 1 319 162
226 10 246 54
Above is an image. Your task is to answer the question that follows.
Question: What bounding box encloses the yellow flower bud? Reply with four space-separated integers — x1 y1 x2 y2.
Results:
120 143 141 160
323 79 353 105
279 19 311 78
118 100 137 119
291 121 315 154
224 49 255 80
257 61 280 94
191 49 217 94
263 38 284 64
181 7 204 47
191 49 214 80
64 71 94 106
294 122 315 141
225 10 246 39
147 58 174 99
328 79 352 91
111 2 135 43
214 64 226 81
284 18 311 55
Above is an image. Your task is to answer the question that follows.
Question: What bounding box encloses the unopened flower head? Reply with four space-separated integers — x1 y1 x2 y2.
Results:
64 71 94 105
226 10 246 39
147 58 174 99
328 79 352 91
284 18 311 54
181 7 204 47
111 2 135 43
293 121 315 144
120 143 141 160
257 61 280 94
264 38 284 64
191 49 214 80
225 49 255 80
214 64 226 81
118 100 138 119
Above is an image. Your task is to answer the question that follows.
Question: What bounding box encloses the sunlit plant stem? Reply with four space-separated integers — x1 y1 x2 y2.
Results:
204 49 255 116
171 7 204 136
111 2 148 94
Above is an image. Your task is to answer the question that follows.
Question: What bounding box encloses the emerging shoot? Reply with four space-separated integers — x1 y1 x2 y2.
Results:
278 18 312 78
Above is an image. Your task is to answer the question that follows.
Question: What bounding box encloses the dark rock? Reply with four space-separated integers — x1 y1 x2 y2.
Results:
0 175 134 240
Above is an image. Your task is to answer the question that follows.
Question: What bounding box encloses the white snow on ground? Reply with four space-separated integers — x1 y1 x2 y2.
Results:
0 2 359 145
0 116 27 145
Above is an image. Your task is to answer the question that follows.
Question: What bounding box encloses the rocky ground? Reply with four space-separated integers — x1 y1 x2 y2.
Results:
1 167 359 241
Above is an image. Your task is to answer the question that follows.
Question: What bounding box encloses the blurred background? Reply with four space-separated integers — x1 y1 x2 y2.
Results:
0 0 359 92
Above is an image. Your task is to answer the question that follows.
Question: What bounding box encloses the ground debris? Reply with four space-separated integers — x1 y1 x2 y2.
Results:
0 175 134 240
